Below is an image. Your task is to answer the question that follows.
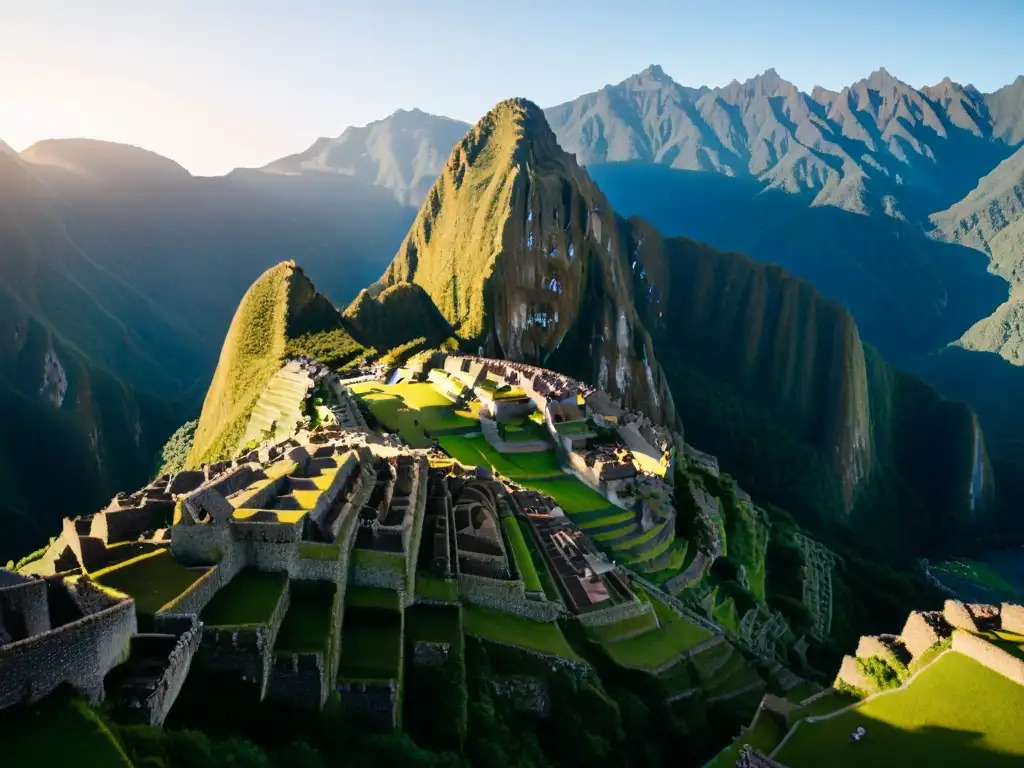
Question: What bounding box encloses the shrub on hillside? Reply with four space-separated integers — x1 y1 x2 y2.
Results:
155 419 198 477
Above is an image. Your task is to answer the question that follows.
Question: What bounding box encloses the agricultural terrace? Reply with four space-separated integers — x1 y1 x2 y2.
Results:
777 651 1024 767
275 581 337 654
601 588 714 669
348 381 477 447
462 604 580 661
405 604 463 647
437 435 564 480
201 569 288 626
501 516 543 593
92 549 206 618
337 606 403 681
414 573 459 602
0 691 133 768
708 710 786 768
345 585 402 611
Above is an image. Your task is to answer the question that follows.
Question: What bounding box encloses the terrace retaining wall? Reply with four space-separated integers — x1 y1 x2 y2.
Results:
336 680 399 729
0 578 51 637
952 630 1024 686
458 573 562 621
0 595 135 708
575 597 653 628
137 617 203 726
1002 603 1024 635
266 651 327 709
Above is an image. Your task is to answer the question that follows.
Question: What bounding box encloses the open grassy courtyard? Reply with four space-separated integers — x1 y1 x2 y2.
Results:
438 434 565 479
92 549 207 618
201 569 288 626
462 604 580 661
776 651 1024 767
349 381 477 447
502 516 543 593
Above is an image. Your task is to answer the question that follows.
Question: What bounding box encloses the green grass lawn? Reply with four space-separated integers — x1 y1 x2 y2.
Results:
337 606 403 681
414 573 459 603
524 476 616 514
712 593 740 633
438 435 564 479
352 547 407 575
201 569 288 626
777 652 1024 767
275 581 337 654
0 691 133 768
502 517 543 592
462 604 580 661
346 585 402 611
349 381 477 447
603 590 714 669
93 549 207 617
783 682 821 704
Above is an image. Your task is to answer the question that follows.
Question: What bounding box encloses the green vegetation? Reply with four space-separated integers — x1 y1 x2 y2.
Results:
345 585 401 611
201 569 287 626
337 606 403 681
708 711 786 768
931 559 1018 594
585 609 659 644
344 281 454 352
783 682 820 704
778 652 1024 767
856 654 907 691
188 261 355 465
0 689 133 768
525 476 618 515
501 516 543 593
275 581 336 654
93 549 206 617
352 546 407 575
414 573 459 602
462 604 580 660
603 590 714 669
285 327 368 371
155 418 198 477
438 434 564 479
350 381 477 447
298 541 341 560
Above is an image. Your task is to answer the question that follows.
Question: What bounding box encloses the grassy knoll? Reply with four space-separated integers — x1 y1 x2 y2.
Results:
93 549 206 617
201 569 287 626
349 381 477 447
346 585 402 611
337 606 403 681
0 690 133 768
777 652 1024 767
462 604 580 661
414 573 459 603
602 589 714 669
502 516 543 592
275 581 336 654
438 435 564 479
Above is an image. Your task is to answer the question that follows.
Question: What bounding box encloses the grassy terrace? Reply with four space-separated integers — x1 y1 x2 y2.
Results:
0 691 133 768
349 381 477 447
463 604 580 661
438 435 564 479
275 581 336 654
602 589 714 669
585 608 659 644
777 652 1024 767
502 516 543 593
406 603 463 646
201 569 288 626
338 605 403 681
92 549 206 617
414 573 459 602
708 711 786 768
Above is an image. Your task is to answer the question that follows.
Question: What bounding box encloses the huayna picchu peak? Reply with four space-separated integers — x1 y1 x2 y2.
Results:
5 14 1024 765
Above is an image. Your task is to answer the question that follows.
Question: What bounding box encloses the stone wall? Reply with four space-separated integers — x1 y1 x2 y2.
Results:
266 652 327 709
0 578 51 638
352 554 407 591
952 630 1024 686
1002 603 1024 635
458 573 562 621
138 617 203 726
161 557 241 617
899 611 952 660
833 654 874 693
575 597 653 629
942 600 978 632
0 593 134 708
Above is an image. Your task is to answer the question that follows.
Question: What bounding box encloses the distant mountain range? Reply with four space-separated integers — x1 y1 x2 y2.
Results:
4 63 1024 559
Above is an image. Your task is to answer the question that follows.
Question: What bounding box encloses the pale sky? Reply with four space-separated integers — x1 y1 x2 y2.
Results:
1 0 1020 176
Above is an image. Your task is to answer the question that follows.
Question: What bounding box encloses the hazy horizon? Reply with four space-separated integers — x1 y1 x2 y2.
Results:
3 0 1022 176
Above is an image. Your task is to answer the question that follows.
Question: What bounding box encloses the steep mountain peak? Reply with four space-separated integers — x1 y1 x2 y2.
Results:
636 63 670 81
372 98 677 423
19 138 190 182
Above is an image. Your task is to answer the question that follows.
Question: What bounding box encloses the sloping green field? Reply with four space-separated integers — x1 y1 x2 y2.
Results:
777 651 1024 767
350 381 477 446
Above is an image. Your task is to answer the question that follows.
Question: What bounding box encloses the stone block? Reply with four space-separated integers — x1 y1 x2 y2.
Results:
943 600 977 632
1001 603 1024 635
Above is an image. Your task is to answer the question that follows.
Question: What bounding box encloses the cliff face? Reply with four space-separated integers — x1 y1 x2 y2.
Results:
377 99 677 425
359 98 990 548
